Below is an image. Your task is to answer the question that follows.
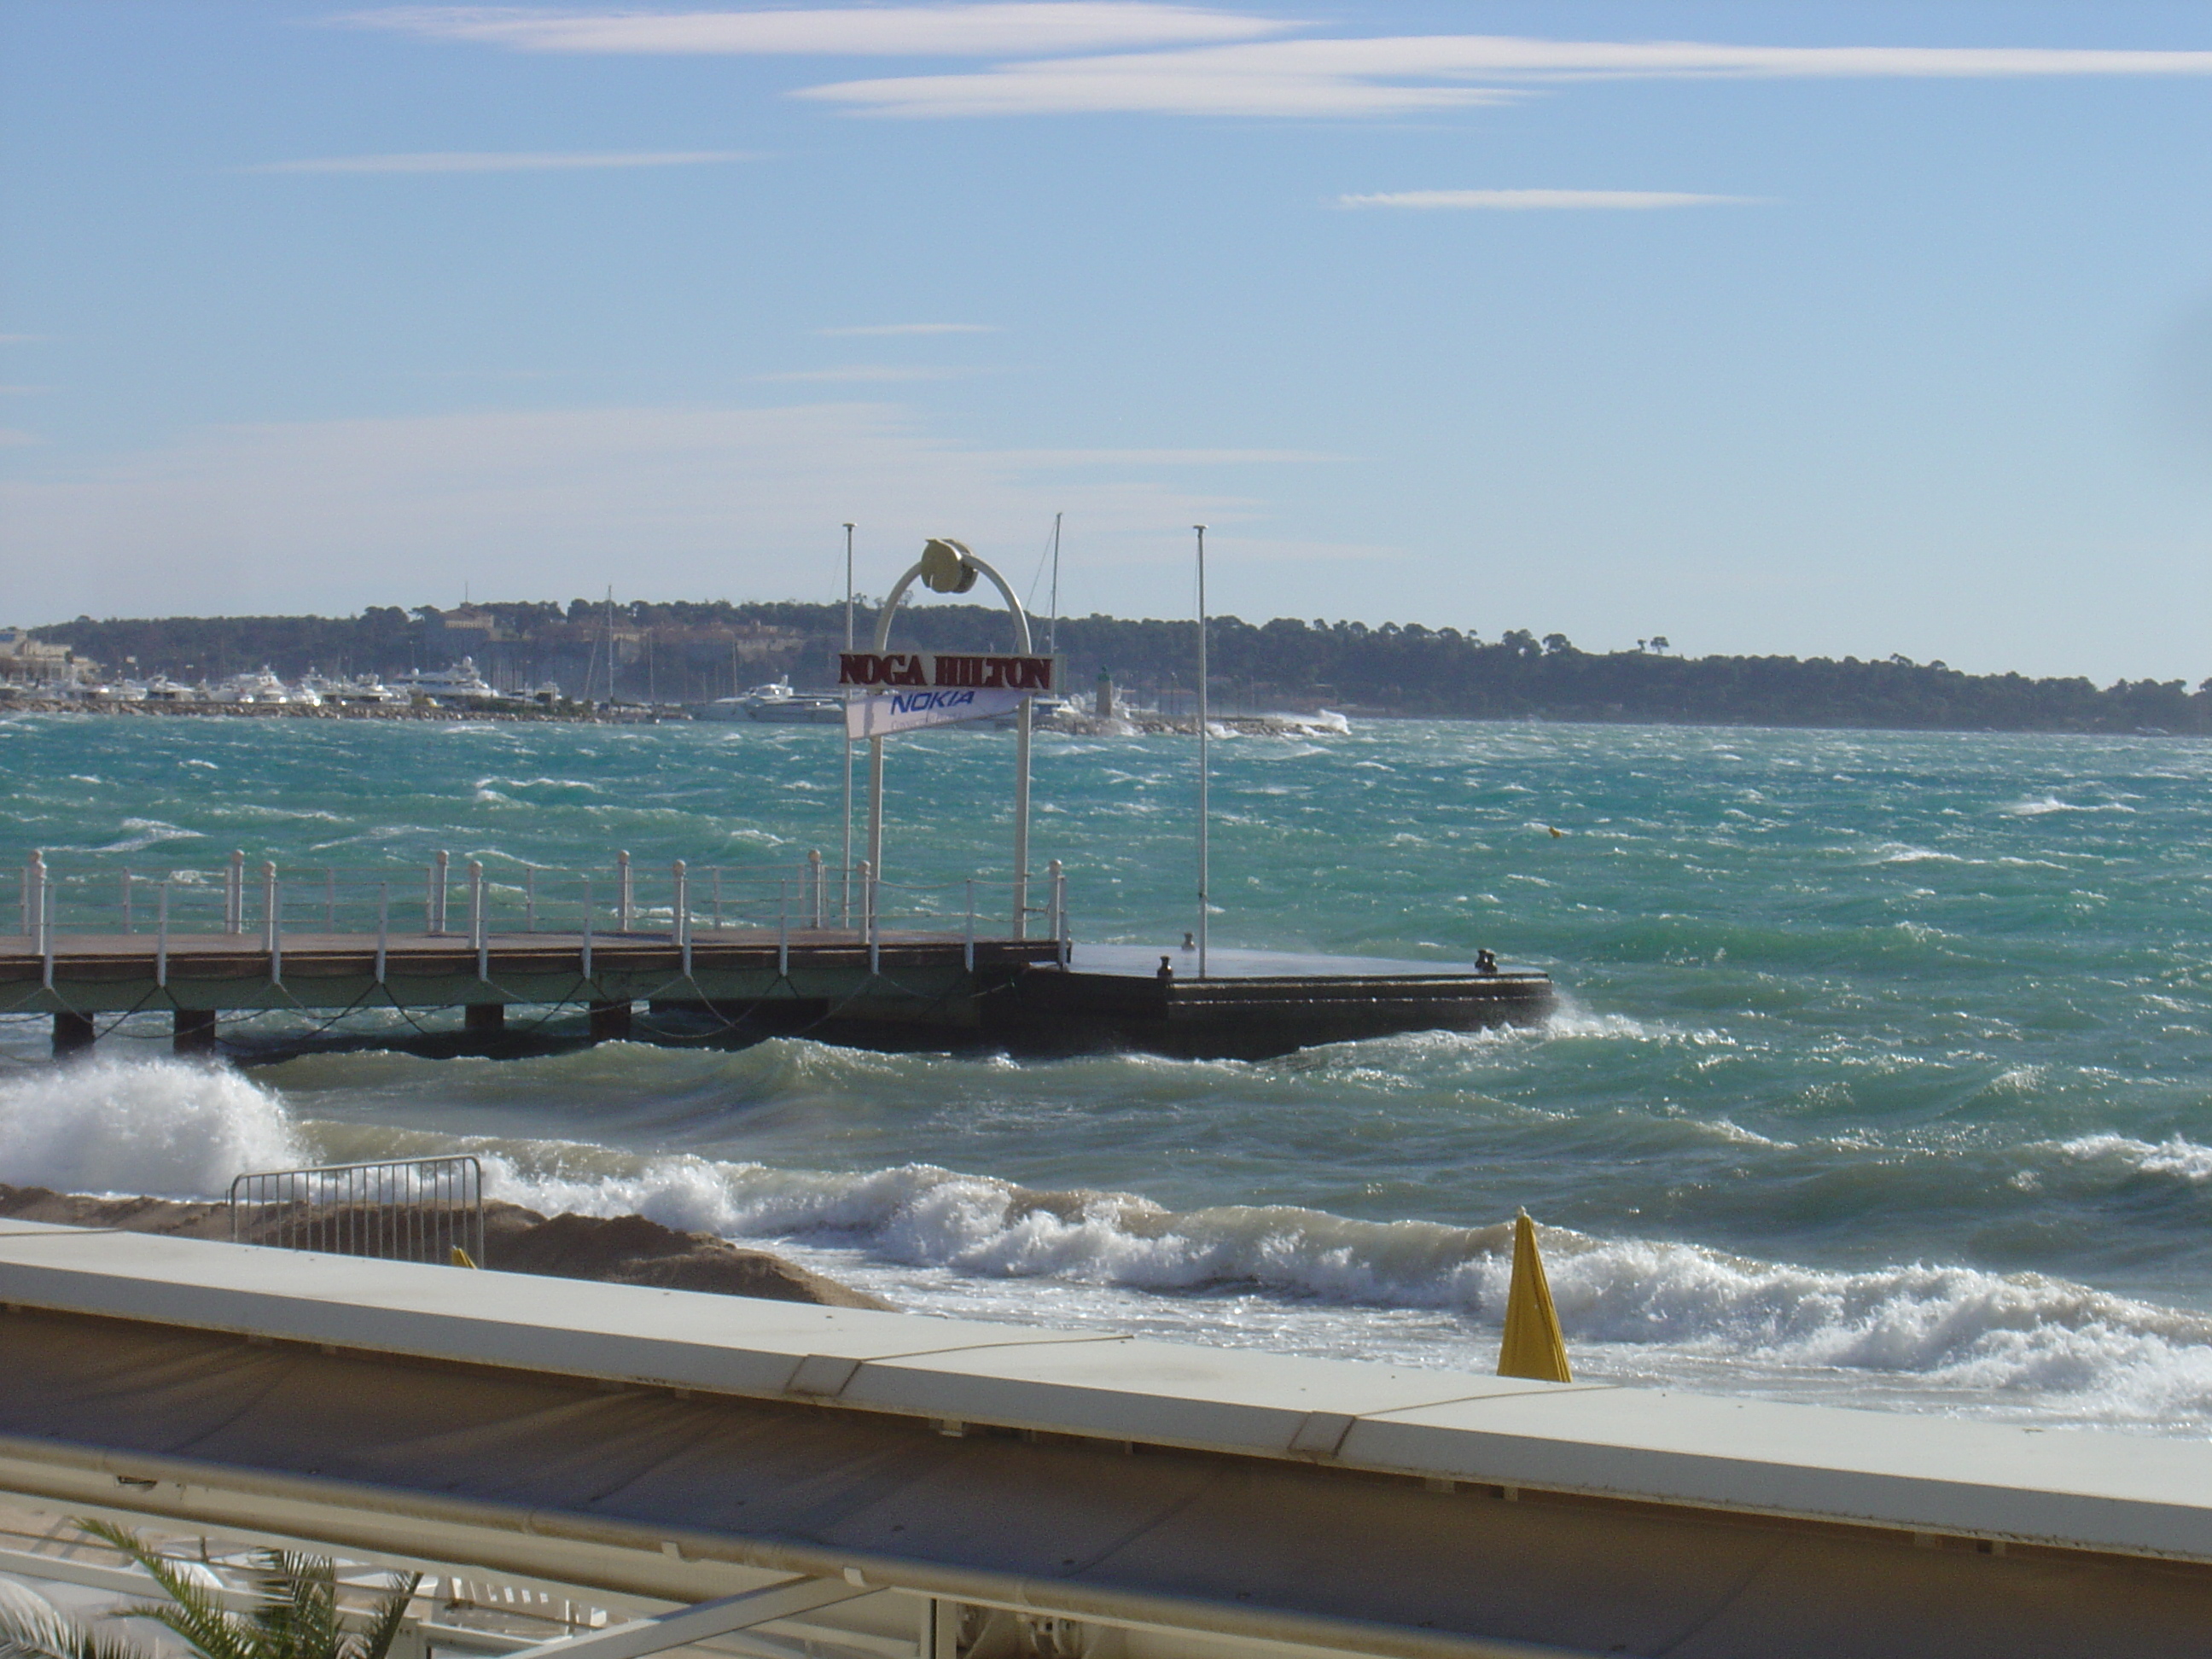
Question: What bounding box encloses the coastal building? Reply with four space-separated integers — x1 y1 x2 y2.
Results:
0 626 96 692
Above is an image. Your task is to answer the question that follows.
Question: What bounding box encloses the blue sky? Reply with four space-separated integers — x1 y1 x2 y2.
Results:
3 2 2211 680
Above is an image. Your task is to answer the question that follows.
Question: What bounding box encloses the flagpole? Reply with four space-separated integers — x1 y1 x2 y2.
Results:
841 522 855 928
1195 523 1208 980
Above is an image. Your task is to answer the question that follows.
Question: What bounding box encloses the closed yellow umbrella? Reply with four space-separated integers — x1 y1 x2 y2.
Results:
1497 1209 1572 1383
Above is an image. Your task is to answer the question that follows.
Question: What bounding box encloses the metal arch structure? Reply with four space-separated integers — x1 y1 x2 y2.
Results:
864 541 1037 940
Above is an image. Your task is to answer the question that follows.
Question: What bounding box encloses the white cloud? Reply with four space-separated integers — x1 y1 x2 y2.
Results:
0 404 1306 618
1338 189 1761 210
816 323 999 336
798 33 2212 118
247 150 756 174
1005 447 1339 464
752 364 980 382
342 4 1285 55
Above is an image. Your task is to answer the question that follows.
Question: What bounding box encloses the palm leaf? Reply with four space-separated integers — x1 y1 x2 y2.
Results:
345 1575 421 1659
73 1521 253 1659
0 1575 163 1659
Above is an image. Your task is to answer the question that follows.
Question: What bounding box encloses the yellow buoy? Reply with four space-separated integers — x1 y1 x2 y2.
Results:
1496 1209 1572 1382
451 1246 479 1269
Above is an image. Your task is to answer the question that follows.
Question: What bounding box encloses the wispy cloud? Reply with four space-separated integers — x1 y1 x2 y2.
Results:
0 429 39 447
817 322 999 336
751 364 978 382
798 33 2212 119
1006 447 1341 465
0 335 45 346
341 4 1285 55
246 150 756 174
0 403 1273 618
1339 189 1761 211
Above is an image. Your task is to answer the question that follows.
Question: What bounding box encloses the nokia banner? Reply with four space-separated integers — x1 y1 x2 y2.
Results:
846 685 1027 739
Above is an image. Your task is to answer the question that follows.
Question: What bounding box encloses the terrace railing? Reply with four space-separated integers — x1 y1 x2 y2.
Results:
13 847 1074 975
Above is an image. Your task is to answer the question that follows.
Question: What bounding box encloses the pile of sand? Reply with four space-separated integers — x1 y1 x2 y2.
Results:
0 1184 889 1310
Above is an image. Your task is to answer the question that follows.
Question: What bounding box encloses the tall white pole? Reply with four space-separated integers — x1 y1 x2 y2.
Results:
841 522 856 928
1195 523 1208 979
1047 511 1062 655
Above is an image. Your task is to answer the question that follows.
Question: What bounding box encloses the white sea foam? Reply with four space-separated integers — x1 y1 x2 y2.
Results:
16 1058 2212 1426
473 1150 2212 1418
2056 1133 2212 1183
2005 795 2135 817
0 1059 303 1197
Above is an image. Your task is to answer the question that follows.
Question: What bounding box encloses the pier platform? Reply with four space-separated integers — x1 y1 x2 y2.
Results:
0 929 1553 1061
1 1220 2207 1657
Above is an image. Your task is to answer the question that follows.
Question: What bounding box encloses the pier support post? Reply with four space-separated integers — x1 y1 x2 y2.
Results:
465 1004 505 1035
588 999 632 1042
52 1011 96 1058
173 1008 218 1056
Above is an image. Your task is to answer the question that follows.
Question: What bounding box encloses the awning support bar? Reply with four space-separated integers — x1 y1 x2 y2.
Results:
499 1577 871 1659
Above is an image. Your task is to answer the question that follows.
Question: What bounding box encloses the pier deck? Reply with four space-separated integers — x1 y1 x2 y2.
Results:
0 929 1553 1060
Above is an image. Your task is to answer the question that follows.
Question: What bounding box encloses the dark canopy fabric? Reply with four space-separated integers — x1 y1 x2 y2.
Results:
3 1308 2208 1659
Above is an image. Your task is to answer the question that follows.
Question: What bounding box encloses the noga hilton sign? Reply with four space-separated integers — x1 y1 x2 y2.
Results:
835 652 1063 692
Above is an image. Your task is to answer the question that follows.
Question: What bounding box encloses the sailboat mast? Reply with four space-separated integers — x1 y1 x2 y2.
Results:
1048 511 1062 655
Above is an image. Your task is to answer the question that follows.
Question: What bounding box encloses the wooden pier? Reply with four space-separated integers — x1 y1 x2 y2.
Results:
0 928 1551 1061
7 852 1553 1060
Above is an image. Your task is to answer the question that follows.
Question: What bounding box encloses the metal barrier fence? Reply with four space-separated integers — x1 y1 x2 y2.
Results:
229 1155 486 1266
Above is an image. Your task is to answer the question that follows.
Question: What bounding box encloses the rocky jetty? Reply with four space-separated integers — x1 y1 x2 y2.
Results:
0 1185 888 1310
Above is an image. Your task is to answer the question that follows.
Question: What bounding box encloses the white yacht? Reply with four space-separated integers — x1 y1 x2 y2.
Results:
391 658 500 703
695 678 846 725
219 666 295 704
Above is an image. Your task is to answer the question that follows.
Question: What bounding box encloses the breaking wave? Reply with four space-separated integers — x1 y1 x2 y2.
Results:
15 1057 2212 1423
0 1058 303 1197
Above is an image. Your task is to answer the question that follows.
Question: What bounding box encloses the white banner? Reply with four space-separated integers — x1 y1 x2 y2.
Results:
847 685 1027 739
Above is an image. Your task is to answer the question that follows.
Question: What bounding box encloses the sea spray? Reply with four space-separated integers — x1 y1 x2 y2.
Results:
0 1058 303 1197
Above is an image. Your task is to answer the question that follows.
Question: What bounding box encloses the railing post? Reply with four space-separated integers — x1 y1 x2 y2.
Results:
1058 865 1072 966
263 860 282 983
469 859 487 980
20 851 38 940
673 859 690 975
861 859 878 975
431 849 450 935
40 879 54 990
1047 859 1063 943
616 849 633 932
156 882 170 989
226 849 244 934
581 876 594 979
525 866 537 934
964 879 975 973
375 882 388 985
777 880 789 979
808 848 824 931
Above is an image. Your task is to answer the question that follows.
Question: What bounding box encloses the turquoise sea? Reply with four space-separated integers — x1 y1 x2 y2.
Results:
7 711 2212 1432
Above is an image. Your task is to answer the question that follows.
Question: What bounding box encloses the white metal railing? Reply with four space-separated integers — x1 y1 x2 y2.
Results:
11 848 1070 970
230 1155 486 1266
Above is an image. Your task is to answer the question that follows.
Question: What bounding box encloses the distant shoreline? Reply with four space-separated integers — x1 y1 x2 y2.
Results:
2 696 2201 742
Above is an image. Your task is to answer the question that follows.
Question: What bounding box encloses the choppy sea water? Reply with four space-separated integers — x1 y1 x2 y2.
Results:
6 711 2212 1433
